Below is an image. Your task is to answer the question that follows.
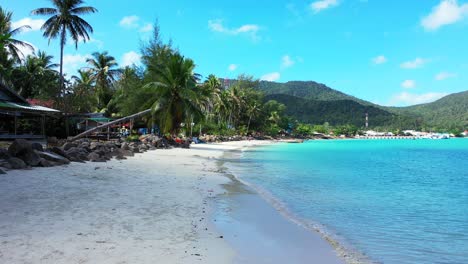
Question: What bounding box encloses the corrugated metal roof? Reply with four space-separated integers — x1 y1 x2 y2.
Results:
0 101 60 112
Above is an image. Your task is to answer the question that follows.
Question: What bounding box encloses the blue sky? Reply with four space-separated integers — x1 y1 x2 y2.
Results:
2 0 468 106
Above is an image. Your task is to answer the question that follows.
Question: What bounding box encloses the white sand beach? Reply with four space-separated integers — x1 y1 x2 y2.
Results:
0 140 344 264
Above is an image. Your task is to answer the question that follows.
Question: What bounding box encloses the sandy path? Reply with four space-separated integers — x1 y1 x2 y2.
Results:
0 143 247 264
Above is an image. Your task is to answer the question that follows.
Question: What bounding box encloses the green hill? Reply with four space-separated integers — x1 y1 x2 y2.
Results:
258 80 371 105
256 80 466 130
388 91 468 130
264 94 418 129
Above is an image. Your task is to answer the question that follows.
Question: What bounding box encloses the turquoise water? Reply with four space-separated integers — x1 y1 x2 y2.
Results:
226 139 468 264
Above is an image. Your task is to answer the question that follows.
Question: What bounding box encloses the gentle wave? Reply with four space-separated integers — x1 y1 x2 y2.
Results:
220 144 374 264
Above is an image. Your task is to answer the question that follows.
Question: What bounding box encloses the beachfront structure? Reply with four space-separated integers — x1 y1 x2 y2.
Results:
0 82 60 140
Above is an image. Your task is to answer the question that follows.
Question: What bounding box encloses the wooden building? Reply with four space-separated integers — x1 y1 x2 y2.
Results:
0 82 59 140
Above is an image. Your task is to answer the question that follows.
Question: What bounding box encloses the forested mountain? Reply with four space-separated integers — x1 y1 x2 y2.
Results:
264 94 419 129
257 80 466 130
387 91 468 129
258 80 371 105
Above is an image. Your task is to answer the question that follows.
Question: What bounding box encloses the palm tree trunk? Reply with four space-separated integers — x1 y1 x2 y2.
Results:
59 28 65 96
247 114 252 133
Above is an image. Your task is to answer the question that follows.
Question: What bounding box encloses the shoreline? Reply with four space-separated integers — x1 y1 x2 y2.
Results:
214 141 372 264
1 140 348 263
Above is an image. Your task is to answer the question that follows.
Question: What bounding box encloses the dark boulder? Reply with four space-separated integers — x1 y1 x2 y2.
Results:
36 151 70 165
62 142 77 151
31 142 44 152
0 148 10 159
49 146 72 160
38 158 54 167
8 139 41 166
66 147 89 162
88 152 106 162
20 151 41 166
7 157 27 169
0 168 5 174
121 142 130 150
8 139 31 157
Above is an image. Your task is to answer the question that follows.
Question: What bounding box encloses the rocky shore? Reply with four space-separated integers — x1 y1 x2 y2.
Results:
0 135 189 173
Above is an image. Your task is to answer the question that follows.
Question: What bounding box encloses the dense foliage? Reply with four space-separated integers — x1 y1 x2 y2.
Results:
0 2 466 139
386 91 468 131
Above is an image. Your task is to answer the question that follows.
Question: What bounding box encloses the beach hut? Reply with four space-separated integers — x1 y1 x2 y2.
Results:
0 82 59 140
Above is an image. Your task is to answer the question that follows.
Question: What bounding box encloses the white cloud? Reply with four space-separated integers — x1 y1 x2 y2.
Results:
281 55 295 69
119 15 140 28
400 58 429 69
435 71 457 80
310 0 339 13
121 51 141 67
372 55 387 65
16 41 36 60
401 80 416 89
63 53 91 76
208 19 260 40
12 17 45 33
140 23 153 33
228 64 238 71
421 0 468 31
261 72 281 82
389 92 448 106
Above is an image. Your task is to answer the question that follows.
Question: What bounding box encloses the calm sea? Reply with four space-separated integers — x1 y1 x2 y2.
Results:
225 139 468 264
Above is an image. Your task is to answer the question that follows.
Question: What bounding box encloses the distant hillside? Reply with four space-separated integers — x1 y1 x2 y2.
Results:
258 81 372 105
265 94 418 128
257 81 421 129
389 91 468 129
236 79 466 129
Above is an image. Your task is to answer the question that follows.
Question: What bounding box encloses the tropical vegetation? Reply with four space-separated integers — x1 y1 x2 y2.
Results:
0 1 466 139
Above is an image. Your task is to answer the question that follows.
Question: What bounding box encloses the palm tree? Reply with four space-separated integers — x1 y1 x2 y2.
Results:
85 51 120 109
70 69 96 112
202 74 222 119
35 50 59 70
144 53 202 135
31 0 97 92
12 50 59 98
246 102 261 133
0 7 34 62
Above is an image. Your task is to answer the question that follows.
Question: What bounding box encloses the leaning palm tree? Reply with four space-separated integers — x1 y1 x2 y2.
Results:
85 51 120 109
0 7 34 62
31 0 97 92
144 53 203 135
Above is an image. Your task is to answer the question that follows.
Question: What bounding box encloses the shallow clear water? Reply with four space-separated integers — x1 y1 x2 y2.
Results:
225 139 468 264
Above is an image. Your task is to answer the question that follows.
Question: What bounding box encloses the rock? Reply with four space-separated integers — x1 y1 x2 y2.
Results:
8 139 31 157
115 155 126 160
49 146 72 160
66 147 90 162
88 152 105 162
38 158 54 167
121 142 130 150
22 151 41 166
0 148 11 159
7 157 27 169
119 149 134 157
131 146 140 153
0 168 5 174
90 142 102 150
8 139 41 166
62 142 77 151
36 151 70 165
31 142 44 152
